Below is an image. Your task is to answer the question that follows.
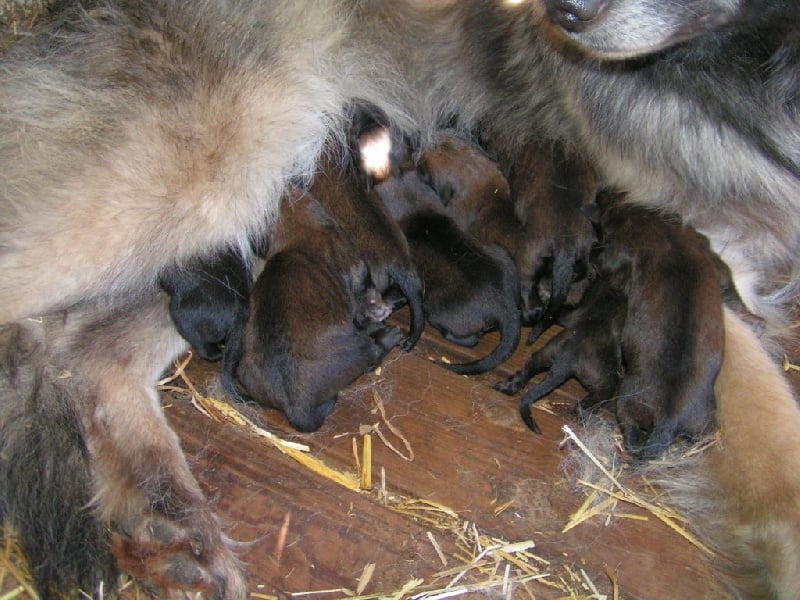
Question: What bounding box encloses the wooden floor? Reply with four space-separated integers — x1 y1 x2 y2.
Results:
159 308 800 600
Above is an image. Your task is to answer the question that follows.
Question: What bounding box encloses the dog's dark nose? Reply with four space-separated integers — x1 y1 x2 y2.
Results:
545 0 605 33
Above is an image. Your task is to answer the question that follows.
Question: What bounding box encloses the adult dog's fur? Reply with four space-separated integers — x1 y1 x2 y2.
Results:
0 0 798 596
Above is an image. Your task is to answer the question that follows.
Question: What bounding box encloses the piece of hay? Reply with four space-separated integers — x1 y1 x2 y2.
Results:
360 433 372 491
356 563 376 595
161 355 361 492
562 425 714 556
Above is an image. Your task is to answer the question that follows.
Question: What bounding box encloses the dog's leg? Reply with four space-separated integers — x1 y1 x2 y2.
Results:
53 295 246 598
495 335 563 396
517 359 575 433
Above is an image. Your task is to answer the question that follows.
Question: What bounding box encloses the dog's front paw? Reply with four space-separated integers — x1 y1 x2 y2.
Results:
112 510 246 599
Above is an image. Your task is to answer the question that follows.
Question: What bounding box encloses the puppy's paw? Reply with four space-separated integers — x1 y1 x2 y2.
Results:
494 373 526 396
374 324 405 353
112 510 246 599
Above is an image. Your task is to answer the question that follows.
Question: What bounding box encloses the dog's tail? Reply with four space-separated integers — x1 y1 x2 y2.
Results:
440 246 522 375
388 266 426 351
0 323 117 596
439 306 522 376
525 250 575 345
642 307 800 599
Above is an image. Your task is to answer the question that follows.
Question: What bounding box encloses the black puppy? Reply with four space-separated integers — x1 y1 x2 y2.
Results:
231 188 403 432
591 193 724 459
159 249 253 363
376 169 522 375
495 263 628 433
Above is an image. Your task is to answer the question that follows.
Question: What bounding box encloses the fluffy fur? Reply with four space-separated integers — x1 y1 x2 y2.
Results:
639 309 800 599
0 0 798 596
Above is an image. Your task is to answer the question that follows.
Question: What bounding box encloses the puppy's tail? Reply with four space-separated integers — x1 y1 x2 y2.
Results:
642 307 800 599
0 323 118 596
441 247 522 375
440 308 522 376
389 266 425 351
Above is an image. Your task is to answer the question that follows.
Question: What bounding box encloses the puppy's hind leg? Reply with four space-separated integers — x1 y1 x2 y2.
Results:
494 339 561 396
518 360 574 434
56 295 246 598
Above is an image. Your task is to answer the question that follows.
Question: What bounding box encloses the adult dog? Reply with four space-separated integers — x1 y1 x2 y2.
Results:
0 0 798 597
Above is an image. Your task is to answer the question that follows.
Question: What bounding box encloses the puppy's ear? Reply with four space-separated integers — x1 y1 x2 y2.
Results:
415 163 455 206
580 202 600 223
358 126 394 182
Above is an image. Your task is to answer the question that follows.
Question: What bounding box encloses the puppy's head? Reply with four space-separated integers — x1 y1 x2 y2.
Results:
282 395 338 433
543 0 742 59
416 132 510 218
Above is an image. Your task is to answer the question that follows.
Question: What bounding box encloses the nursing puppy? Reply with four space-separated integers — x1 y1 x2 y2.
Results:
311 150 425 352
233 188 402 432
376 169 522 375
495 263 628 434
415 131 522 257
502 141 599 344
159 249 254 363
591 194 723 459
0 0 798 597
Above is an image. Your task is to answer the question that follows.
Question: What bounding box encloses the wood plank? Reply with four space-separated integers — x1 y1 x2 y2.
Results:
163 315 735 598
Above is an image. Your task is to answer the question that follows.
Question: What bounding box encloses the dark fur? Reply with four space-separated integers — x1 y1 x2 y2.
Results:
159 250 253 363
234 189 402 433
592 193 723 459
415 130 522 256
0 323 117 596
311 151 425 352
498 141 599 344
377 170 522 375
495 263 628 434
0 0 798 596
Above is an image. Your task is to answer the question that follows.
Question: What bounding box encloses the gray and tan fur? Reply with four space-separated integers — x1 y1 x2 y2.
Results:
0 0 799 597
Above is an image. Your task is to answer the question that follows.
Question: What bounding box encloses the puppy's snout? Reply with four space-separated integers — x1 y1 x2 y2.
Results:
545 0 605 32
286 396 338 433
366 290 392 322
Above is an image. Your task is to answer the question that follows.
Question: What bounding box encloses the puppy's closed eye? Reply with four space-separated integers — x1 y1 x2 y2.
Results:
416 167 455 206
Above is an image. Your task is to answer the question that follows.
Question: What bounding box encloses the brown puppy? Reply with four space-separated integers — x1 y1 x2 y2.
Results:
592 193 724 459
376 168 522 375
233 188 402 432
495 263 629 434
499 141 600 344
311 145 424 351
415 131 523 257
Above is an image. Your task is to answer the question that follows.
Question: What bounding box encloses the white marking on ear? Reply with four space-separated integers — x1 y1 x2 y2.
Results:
359 127 392 181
